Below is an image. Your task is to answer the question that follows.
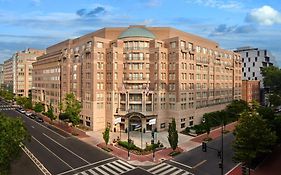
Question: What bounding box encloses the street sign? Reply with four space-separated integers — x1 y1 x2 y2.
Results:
114 117 122 124
149 118 156 125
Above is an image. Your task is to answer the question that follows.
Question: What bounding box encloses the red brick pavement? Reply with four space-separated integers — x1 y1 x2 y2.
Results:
97 142 183 163
191 121 237 143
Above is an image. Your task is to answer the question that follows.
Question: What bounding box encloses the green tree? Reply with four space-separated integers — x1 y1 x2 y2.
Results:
261 66 281 94
226 100 249 118
233 111 277 167
33 102 44 113
0 114 29 174
268 94 281 107
16 97 32 109
103 127 110 146
62 93 82 126
46 104 56 121
168 118 178 151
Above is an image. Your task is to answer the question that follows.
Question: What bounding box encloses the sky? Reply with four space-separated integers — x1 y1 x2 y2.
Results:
0 0 280 65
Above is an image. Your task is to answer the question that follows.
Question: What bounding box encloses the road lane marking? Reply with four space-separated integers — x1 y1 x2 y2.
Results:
57 157 115 175
192 160 207 169
31 126 35 128
20 143 52 175
32 136 73 169
14 110 67 139
169 160 193 169
43 133 90 164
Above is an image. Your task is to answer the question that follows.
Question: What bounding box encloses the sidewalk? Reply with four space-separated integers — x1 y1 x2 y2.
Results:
191 121 237 143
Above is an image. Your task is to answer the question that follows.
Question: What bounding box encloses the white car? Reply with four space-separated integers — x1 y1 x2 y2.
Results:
19 109 26 114
25 111 33 117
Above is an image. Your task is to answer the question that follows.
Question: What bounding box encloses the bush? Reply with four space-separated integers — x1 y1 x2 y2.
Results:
192 124 206 134
144 143 160 152
117 140 142 151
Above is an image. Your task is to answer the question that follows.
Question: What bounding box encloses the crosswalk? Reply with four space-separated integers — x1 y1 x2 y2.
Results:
0 105 14 111
147 163 194 175
74 160 135 175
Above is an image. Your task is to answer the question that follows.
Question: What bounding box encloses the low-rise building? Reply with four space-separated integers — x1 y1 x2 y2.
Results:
242 80 260 104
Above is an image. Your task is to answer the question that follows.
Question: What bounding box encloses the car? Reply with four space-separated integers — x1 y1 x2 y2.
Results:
35 116 44 123
29 113 36 119
19 109 26 114
25 111 33 117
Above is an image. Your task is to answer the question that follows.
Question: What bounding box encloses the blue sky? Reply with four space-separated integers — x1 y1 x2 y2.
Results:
0 0 280 64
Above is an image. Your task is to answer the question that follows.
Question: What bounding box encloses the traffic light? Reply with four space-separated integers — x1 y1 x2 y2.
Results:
202 142 207 152
219 162 222 169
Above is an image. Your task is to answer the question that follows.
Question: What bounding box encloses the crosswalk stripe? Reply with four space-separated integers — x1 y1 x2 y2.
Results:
106 162 124 173
153 164 171 174
95 167 110 175
170 169 185 175
116 160 135 169
80 171 89 175
158 167 178 175
100 165 119 175
111 161 130 171
87 169 99 175
148 163 167 172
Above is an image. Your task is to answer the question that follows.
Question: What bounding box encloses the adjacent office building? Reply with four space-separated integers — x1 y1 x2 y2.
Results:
234 47 275 105
32 25 242 131
3 57 15 92
3 48 45 96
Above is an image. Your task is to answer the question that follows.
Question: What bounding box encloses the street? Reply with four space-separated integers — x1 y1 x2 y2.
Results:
1 100 237 175
168 132 237 175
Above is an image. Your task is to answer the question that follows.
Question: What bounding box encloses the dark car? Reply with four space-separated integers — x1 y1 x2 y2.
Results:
35 116 44 123
28 113 36 119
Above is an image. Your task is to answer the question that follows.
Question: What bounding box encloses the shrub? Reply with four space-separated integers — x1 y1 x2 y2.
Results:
117 140 141 151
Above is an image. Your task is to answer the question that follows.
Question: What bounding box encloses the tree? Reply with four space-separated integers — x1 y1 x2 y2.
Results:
261 66 281 94
268 94 281 107
233 111 277 167
226 100 249 118
16 97 32 109
0 114 29 174
62 93 82 126
168 118 178 151
46 104 56 121
103 127 110 146
33 102 44 113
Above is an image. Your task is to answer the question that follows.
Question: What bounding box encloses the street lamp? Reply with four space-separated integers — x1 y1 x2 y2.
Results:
202 116 224 175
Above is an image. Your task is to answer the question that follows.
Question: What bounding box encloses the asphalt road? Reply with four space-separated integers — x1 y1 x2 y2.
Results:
166 132 237 175
1 99 238 175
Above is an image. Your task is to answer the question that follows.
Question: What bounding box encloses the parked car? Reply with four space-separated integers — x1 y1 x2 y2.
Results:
19 108 26 114
35 116 44 123
25 111 33 117
29 113 36 119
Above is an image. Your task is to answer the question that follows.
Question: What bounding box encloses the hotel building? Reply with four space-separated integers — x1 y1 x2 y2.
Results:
32 25 242 132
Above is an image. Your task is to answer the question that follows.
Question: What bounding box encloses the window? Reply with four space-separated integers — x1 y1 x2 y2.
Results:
170 42 176 48
97 42 103 48
161 123 165 128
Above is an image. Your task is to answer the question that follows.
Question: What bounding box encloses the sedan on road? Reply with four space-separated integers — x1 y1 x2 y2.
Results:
25 111 33 117
35 116 44 122
18 108 26 114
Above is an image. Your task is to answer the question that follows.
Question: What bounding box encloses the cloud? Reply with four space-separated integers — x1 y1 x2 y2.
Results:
246 5 281 26
76 7 106 18
210 24 257 36
145 0 162 7
185 0 242 9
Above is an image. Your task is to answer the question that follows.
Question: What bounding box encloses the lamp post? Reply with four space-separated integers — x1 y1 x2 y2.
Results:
202 116 224 175
127 118 130 160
